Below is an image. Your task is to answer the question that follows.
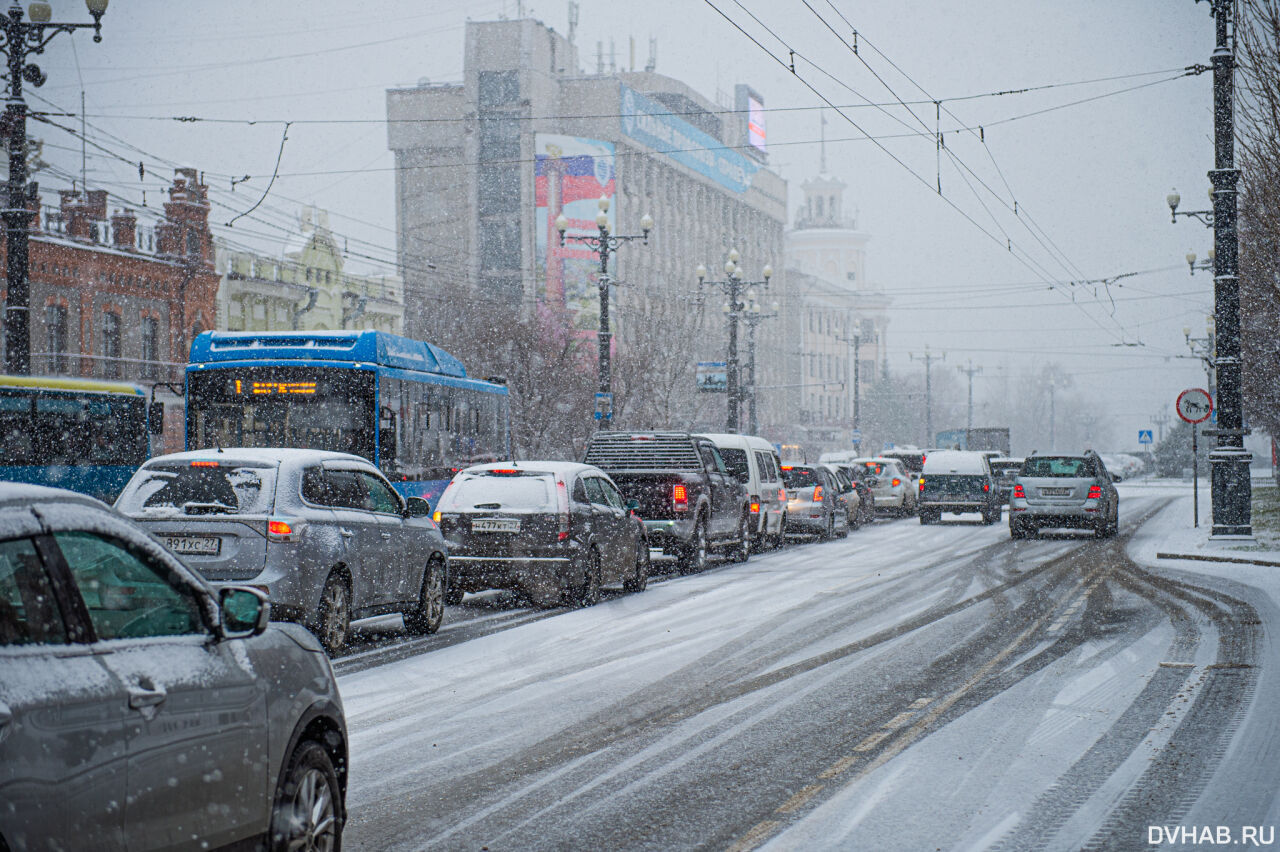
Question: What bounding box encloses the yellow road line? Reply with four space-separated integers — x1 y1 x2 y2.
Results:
726 820 781 852
853 730 892 752
818 754 860 779
776 784 824 814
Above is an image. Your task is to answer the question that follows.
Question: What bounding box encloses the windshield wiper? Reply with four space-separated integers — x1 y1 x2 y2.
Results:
472 502 502 509
181 501 237 515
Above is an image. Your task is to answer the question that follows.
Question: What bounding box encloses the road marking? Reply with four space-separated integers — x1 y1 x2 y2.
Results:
854 730 892 752
776 784 824 814
908 697 933 709
884 711 918 729
726 820 781 852
818 754 860 779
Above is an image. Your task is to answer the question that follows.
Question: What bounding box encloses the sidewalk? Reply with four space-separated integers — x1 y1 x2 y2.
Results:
1127 475 1280 567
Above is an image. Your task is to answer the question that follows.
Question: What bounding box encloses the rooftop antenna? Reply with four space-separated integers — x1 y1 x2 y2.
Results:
645 36 657 72
596 41 604 74
608 38 616 73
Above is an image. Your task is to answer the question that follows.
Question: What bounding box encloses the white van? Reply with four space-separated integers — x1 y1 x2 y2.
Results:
700 433 787 549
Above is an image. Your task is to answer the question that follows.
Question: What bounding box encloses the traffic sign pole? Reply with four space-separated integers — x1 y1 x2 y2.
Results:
1176 388 1214 529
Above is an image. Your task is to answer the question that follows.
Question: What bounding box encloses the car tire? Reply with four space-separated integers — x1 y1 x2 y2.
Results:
919 509 939 525
567 548 602 606
678 517 708 575
772 515 787 549
821 513 835 540
837 514 850 538
312 572 351 655
982 508 999 525
403 557 445 635
730 513 751 563
269 740 343 852
622 536 649 593
1010 520 1029 539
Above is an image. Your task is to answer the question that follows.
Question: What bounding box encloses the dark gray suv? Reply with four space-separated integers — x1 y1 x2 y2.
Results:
1009 452 1120 539
0 483 347 851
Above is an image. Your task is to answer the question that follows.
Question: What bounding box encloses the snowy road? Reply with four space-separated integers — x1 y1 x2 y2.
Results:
337 486 1280 851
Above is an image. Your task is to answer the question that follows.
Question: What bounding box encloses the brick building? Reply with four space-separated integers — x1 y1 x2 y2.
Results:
0 167 219 451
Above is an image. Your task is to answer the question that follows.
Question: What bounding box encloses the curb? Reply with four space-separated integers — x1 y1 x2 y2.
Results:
1156 551 1280 568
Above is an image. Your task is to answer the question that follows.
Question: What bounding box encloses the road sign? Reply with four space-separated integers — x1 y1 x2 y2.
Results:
1138 430 1153 445
1176 388 1213 424
696 361 728 393
850 429 862 445
594 392 613 421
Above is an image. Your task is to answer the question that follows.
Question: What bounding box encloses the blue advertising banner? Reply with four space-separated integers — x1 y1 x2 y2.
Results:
620 85 759 193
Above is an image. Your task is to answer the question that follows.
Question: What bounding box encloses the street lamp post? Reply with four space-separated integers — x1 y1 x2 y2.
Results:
741 295 778 436
696 249 772 433
1 0 109 376
1186 247 1214 276
958 360 982 436
1167 0 1251 537
556 197 652 428
1184 317 1217 396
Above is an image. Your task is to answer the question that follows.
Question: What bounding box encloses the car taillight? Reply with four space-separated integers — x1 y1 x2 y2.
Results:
750 500 761 514
557 479 570 540
983 482 990 492
673 483 689 512
267 518 302 541
918 477 925 492
1013 484 1025 499
778 488 787 502
812 485 823 502
892 478 901 488
1088 484 1102 499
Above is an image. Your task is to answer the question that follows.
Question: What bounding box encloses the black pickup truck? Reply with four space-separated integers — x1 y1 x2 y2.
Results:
583 431 750 572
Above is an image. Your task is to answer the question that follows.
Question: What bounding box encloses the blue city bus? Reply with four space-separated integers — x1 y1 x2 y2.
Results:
185 330 511 503
0 374 161 502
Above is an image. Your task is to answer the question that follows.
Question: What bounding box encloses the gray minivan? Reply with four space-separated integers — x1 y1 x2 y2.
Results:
115 448 446 653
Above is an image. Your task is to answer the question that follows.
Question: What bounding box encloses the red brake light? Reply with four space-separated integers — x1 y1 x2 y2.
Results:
750 502 760 514
891 478 901 488
673 483 689 512
983 482 990 493
812 485 823 502
1088 484 1103 499
268 520 291 536
781 465 793 471
1013 484 1025 498
919 477 925 492
490 468 521 475
778 488 787 501
557 479 570 540
190 460 220 467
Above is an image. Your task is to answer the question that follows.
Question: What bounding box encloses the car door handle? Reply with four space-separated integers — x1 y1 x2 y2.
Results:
340 528 354 538
128 684 167 710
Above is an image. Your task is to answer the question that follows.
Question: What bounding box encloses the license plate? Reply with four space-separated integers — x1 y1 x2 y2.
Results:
472 518 520 533
788 490 800 500
160 535 221 555
1040 487 1072 497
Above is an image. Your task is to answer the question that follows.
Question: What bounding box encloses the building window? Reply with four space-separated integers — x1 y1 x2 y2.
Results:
101 312 121 379
478 70 519 107
140 316 159 379
44 304 67 374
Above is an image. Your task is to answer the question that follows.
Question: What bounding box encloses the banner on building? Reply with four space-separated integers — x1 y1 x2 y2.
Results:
620 85 759 193
534 134 616 333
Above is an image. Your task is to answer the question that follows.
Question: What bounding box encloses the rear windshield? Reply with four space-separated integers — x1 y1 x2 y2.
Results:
781 467 819 487
858 461 887 476
1021 457 1091 478
719 448 750 483
438 472 555 511
117 462 276 516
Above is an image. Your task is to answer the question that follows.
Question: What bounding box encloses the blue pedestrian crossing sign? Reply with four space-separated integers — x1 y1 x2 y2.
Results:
1138 429 1154 445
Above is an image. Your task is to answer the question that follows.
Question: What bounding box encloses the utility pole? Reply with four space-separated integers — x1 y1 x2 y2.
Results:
1153 410 1171 443
957 360 982 438
696 250 772 433
1167 0 1251 536
909 346 944 447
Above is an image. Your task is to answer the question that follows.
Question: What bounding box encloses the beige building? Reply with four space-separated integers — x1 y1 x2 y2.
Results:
386 16 791 435
216 206 403 335
783 172 890 451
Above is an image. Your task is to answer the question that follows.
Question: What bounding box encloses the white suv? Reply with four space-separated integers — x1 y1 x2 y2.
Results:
700 434 787 549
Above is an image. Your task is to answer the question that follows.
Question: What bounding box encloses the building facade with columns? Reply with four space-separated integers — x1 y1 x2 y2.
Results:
216 205 404 335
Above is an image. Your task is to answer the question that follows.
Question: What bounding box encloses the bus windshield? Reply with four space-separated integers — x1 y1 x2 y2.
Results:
0 388 147 468
187 367 375 460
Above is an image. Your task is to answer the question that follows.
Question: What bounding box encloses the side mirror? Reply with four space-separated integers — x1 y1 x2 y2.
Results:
405 496 433 518
148 400 165 434
1111 473 1122 483
219 586 269 639
625 498 640 513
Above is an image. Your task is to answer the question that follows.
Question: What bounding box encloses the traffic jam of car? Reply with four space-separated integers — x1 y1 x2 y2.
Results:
1 429 1126 850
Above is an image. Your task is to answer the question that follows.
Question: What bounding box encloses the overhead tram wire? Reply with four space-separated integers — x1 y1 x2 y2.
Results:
703 0 1133 345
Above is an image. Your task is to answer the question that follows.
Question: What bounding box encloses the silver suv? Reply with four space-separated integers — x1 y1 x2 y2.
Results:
0 483 347 851
1009 452 1120 539
115 448 447 654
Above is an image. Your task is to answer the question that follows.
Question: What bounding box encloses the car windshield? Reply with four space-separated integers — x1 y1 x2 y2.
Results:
781 467 818 487
1022 457 1091 478
719 448 750 483
860 462 886 476
439 472 556 510
117 461 277 515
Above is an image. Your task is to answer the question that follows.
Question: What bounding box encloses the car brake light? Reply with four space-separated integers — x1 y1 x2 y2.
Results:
812 485 823 502
557 480 570 541
750 501 760 514
1088 484 1102 499
267 518 302 541
983 482 990 492
673 483 689 512
919 477 925 492
778 488 787 502
1013 484 1025 498
892 478 901 488
490 468 521 475
190 460 219 467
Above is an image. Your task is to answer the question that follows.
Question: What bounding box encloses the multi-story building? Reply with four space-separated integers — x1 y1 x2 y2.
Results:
386 16 790 435
783 170 890 451
216 205 403 335
0 168 219 451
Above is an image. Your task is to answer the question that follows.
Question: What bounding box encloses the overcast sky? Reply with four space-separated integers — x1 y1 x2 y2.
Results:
29 0 1235 453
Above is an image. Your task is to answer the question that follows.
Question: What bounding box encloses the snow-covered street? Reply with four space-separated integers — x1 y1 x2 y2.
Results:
336 483 1280 850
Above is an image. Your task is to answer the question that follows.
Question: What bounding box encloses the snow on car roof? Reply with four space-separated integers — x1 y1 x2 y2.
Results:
922 450 989 474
